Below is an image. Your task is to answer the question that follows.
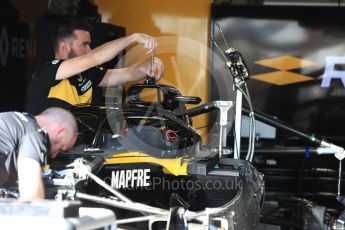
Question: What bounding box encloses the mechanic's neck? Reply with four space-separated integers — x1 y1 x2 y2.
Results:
55 52 68 60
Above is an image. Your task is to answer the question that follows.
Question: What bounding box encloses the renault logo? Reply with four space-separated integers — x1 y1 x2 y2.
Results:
253 55 316 86
0 27 9 67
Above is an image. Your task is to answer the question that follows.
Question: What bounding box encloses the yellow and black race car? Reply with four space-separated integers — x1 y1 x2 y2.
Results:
43 83 264 230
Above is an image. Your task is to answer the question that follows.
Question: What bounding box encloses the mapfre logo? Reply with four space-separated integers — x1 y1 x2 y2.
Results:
110 169 150 189
0 27 36 67
253 55 345 88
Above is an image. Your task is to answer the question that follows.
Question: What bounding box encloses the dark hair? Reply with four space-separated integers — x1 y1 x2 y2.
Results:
51 18 92 52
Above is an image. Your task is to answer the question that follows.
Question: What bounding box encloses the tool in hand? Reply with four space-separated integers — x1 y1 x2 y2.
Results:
144 51 156 85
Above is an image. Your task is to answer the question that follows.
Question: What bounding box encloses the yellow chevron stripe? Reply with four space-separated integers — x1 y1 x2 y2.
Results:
105 152 189 176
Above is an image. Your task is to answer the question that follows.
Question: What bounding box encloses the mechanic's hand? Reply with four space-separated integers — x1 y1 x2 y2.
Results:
132 33 157 53
148 57 164 82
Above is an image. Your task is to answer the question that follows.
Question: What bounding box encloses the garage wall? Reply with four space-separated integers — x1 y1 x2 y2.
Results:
10 0 49 26
0 0 49 112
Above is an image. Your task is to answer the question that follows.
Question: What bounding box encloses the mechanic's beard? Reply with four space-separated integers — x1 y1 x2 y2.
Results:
68 49 78 59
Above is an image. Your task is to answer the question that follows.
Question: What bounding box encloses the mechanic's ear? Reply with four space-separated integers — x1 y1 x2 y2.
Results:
56 125 66 139
60 41 71 55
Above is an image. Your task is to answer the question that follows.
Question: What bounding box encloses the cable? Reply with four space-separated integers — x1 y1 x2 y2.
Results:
234 81 256 162
244 83 256 162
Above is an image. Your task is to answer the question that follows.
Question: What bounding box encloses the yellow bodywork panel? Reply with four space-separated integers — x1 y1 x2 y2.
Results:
105 152 189 176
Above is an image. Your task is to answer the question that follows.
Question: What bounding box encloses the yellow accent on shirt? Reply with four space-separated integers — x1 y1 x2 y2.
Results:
47 79 92 105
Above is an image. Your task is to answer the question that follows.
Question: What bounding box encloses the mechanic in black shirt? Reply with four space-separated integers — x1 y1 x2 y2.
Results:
27 18 164 115
0 107 77 200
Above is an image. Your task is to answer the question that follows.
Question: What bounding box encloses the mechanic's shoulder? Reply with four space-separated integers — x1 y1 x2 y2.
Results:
38 59 63 69
33 59 64 76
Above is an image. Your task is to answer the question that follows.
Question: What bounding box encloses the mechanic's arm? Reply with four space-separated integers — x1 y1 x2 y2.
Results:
17 157 44 200
56 33 157 81
98 57 164 87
